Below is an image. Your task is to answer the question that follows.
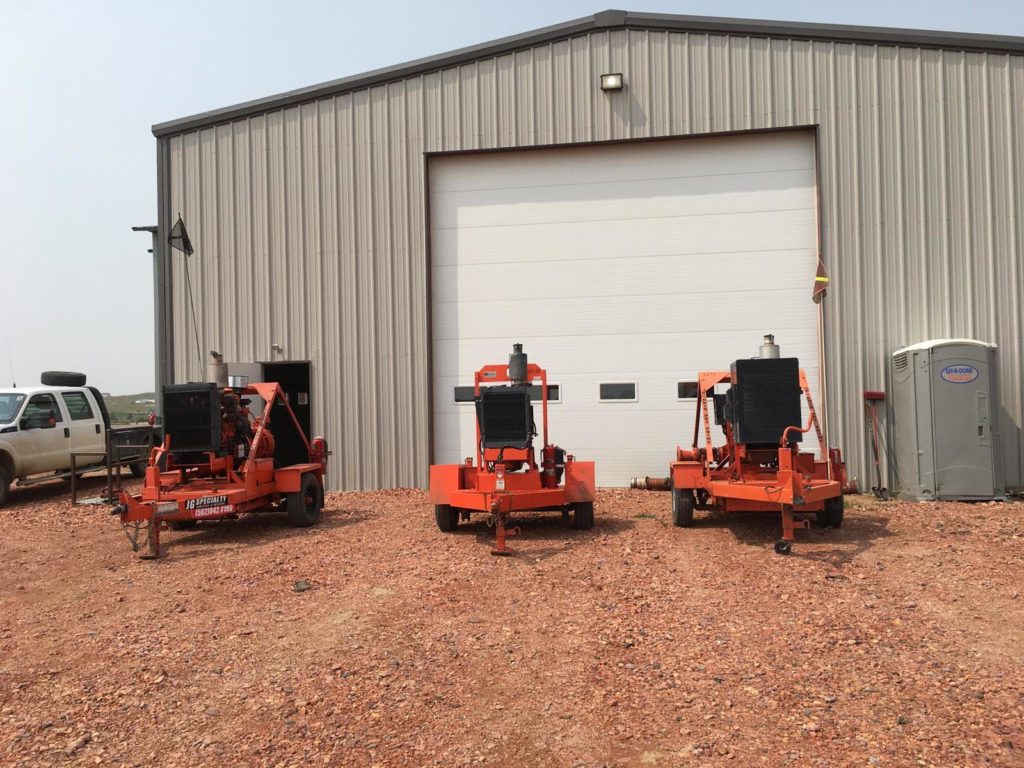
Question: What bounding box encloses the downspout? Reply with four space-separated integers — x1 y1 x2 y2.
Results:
155 137 174 410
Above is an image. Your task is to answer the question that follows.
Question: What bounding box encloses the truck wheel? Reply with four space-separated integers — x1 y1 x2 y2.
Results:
672 488 695 527
573 501 594 530
435 504 459 532
816 495 844 528
129 461 147 479
40 371 87 387
0 465 9 507
286 473 323 527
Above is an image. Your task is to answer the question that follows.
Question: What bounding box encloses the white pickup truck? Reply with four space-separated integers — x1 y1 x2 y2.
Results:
0 372 151 506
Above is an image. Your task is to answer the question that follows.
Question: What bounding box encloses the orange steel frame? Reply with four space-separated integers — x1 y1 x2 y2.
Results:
115 382 326 558
670 369 842 545
429 360 596 554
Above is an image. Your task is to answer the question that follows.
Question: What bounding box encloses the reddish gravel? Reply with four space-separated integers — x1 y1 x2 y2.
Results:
0 476 1021 767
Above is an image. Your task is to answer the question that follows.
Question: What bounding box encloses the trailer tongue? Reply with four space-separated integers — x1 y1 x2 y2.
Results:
112 381 328 558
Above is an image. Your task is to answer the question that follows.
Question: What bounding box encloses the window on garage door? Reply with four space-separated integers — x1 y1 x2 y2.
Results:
599 382 637 402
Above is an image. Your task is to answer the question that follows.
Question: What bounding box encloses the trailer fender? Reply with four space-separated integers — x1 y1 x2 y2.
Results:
563 460 596 503
429 464 464 504
274 468 306 493
670 461 704 490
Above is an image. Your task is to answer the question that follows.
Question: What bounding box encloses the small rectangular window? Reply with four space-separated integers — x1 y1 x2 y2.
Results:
61 392 95 421
454 384 559 404
25 393 63 422
599 382 637 402
677 381 699 400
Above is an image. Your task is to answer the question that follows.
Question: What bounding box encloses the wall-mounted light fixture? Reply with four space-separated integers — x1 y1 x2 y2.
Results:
600 73 624 91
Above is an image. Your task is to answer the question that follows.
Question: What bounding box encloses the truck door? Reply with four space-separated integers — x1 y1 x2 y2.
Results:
60 390 105 468
19 393 69 474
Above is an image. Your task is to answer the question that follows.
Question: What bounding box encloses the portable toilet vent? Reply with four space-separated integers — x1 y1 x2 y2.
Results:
890 339 1003 501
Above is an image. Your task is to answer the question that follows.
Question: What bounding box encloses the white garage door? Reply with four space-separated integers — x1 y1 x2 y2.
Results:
430 131 820 487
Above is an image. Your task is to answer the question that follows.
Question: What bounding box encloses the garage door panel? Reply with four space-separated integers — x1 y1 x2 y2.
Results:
431 248 816 304
431 209 817 267
430 132 814 193
434 334 820 403
432 293 814 341
431 132 819 486
430 171 815 230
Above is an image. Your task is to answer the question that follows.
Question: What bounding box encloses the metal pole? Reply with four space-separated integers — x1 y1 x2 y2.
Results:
132 225 162 417
818 299 830 475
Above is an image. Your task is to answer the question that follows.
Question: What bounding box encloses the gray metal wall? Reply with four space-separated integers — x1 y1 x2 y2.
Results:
160 27 1024 491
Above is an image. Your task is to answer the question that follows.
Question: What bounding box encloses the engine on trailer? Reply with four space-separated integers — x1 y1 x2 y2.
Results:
429 342 597 555
162 382 275 465
708 336 804 468
219 391 253 460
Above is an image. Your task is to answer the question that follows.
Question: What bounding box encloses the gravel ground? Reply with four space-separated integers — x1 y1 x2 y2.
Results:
0 476 1021 768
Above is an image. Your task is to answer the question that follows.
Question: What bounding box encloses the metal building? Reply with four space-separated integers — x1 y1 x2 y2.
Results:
151 10 1024 492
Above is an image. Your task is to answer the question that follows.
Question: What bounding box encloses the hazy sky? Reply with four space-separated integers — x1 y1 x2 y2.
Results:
2 1 1023 394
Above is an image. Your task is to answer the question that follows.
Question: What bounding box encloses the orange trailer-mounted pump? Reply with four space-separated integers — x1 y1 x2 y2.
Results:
112 381 329 558
429 344 596 555
670 336 845 555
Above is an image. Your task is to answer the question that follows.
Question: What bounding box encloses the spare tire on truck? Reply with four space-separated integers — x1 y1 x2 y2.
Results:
41 371 87 387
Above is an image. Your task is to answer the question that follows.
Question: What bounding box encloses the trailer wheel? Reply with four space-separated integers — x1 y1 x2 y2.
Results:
671 488 695 527
287 474 323 527
0 465 9 507
816 495 844 528
435 504 459 532
774 540 792 556
129 461 146 479
573 501 594 530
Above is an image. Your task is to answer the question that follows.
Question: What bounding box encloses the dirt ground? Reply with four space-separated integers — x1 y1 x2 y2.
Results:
0 477 1021 768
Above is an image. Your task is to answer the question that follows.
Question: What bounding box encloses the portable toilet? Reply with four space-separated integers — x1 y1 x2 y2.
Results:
890 339 1002 501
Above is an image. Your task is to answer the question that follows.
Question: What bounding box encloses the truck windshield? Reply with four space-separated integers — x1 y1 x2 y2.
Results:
0 393 26 424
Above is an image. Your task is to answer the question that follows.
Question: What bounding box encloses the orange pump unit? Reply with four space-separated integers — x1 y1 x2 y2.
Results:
112 381 329 558
429 344 596 555
669 337 845 555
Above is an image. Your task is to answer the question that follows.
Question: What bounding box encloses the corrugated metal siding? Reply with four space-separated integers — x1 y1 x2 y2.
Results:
163 28 1024 491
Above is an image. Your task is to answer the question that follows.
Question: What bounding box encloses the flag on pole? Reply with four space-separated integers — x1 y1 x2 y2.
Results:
812 256 829 303
168 215 194 257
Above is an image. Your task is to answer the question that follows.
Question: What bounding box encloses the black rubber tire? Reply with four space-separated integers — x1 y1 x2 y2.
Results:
671 488 695 527
573 501 594 530
774 540 793 556
40 371 87 387
287 473 323 527
168 520 198 531
129 461 147 479
0 465 10 507
816 495 844 528
435 504 459 532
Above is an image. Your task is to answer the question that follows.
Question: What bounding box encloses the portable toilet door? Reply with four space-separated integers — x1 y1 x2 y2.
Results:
929 341 1001 499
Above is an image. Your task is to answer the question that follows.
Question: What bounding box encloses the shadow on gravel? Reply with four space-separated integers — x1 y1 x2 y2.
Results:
4 474 117 509
150 506 377 559
449 511 635 561
695 506 897 566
